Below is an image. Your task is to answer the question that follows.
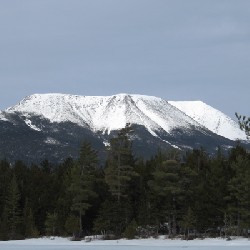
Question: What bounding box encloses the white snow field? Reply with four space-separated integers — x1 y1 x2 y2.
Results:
6 93 246 140
0 237 249 250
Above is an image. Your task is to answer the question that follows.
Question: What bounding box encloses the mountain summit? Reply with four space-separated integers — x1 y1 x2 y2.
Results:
0 93 247 163
6 93 245 140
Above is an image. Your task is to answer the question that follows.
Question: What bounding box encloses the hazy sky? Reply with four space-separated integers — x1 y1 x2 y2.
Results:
0 0 249 118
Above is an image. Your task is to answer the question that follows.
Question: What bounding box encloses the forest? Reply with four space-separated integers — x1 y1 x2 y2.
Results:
0 124 249 241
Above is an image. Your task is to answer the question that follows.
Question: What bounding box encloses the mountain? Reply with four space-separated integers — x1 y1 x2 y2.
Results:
169 101 246 141
0 93 247 163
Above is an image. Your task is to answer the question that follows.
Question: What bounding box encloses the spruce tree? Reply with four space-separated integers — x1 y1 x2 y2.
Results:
68 142 98 234
181 207 196 239
5 174 21 239
105 123 137 203
227 155 250 235
148 158 182 237
65 215 79 237
45 212 58 235
23 199 39 238
0 207 9 240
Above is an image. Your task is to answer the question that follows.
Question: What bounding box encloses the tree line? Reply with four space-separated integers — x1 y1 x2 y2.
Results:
0 124 249 240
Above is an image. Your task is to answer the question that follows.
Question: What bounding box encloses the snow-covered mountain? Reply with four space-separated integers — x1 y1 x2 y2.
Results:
6 93 245 140
6 93 202 136
169 101 246 141
0 93 247 163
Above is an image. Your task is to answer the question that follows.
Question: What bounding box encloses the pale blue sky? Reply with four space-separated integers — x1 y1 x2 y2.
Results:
0 0 249 118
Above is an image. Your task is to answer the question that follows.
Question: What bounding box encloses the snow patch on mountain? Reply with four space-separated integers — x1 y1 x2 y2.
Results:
0 112 8 121
44 137 60 145
24 119 41 131
169 101 246 141
162 140 180 150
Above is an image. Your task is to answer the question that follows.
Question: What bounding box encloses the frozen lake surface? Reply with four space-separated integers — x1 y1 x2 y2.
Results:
0 237 249 250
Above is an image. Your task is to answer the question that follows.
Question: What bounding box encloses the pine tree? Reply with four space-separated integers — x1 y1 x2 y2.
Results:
79 141 98 169
0 207 9 240
0 159 11 217
100 124 138 236
148 155 183 237
45 212 58 235
227 155 250 235
68 142 98 234
64 215 79 237
123 219 138 239
181 207 196 239
5 174 22 239
105 123 137 203
23 199 39 238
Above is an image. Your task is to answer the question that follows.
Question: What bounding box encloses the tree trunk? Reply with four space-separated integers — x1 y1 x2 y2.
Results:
79 210 82 234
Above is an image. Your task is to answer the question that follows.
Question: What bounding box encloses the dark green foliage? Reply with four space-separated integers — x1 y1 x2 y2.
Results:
45 212 58 235
65 215 79 236
0 133 249 239
148 151 185 236
0 207 9 240
23 199 39 238
123 220 138 239
180 207 196 239
5 175 22 239
68 142 98 233
105 124 137 203
226 155 250 235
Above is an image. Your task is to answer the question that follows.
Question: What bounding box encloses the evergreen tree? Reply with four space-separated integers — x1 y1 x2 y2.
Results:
123 219 138 239
79 141 98 169
93 198 133 237
0 159 11 216
181 207 196 239
99 124 138 236
0 207 9 240
68 142 98 234
45 212 58 235
65 215 79 237
148 152 184 237
5 174 22 239
23 199 39 238
105 123 137 203
227 155 250 235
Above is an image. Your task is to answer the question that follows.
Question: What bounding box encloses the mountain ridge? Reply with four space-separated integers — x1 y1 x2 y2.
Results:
0 93 247 163
4 93 246 140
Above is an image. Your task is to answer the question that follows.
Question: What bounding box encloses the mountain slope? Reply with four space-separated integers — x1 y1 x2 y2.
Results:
169 101 246 141
7 93 204 136
0 93 247 163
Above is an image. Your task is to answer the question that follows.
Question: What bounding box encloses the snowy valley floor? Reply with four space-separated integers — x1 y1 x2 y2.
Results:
0 237 249 250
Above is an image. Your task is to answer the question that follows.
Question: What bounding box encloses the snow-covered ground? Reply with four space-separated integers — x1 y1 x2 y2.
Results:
0 237 249 250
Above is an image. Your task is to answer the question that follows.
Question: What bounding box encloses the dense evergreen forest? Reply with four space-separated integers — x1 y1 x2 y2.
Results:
0 124 249 241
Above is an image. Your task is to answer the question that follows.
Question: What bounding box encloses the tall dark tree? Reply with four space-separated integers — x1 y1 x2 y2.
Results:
96 124 138 236
45 212 58 235
23 199 39 238
227 155 250 235
0 160 11 216
105 123 136 203
68 142 98 234
5 175 21 239
148 157 183 237
79 141 98 169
